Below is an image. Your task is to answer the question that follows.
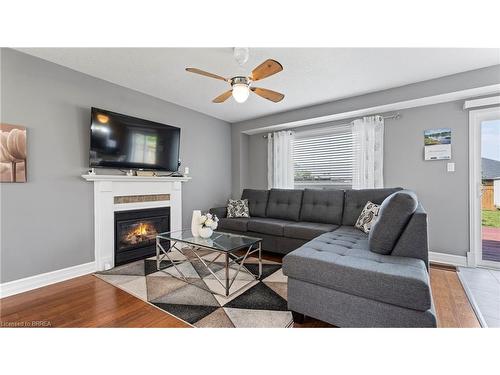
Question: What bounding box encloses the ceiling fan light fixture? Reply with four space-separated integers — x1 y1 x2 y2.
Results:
186 59 284 104
232 83 250 103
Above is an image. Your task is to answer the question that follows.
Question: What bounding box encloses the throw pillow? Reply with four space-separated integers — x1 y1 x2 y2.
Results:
354 201 380 233
368 190 418 255
226 199 250 218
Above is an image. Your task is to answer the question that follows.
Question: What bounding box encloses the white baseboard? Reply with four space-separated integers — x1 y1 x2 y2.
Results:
0 261 97 298
429 251 468 267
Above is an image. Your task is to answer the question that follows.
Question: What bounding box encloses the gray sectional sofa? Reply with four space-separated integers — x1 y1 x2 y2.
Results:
210 188 436 327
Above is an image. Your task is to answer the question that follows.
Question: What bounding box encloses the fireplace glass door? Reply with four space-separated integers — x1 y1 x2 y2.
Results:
114 207 170 266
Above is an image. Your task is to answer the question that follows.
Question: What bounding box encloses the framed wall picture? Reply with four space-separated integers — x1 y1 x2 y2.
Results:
0 123 27 182
424 128 451 160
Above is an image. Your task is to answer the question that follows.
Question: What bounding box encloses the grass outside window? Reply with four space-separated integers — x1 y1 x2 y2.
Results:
482 210 500 228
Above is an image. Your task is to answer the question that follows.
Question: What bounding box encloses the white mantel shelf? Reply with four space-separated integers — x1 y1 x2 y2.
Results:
81 174 191 182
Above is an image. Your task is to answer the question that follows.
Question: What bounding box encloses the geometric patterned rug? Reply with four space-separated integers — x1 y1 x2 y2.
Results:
95 248 293 328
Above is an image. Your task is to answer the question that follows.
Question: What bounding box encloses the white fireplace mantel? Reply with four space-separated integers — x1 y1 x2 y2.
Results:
82 174 191 270
81 174 192 183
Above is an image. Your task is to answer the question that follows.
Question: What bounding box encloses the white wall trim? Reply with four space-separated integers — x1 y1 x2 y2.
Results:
429 252 468 267
463 95 500 110
0 261 96 298
243 84 500 135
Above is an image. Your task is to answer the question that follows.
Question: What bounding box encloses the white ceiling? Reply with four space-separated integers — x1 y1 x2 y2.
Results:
17 48 500 123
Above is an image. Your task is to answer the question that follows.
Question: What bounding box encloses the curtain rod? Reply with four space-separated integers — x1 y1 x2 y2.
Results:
263 112 401 138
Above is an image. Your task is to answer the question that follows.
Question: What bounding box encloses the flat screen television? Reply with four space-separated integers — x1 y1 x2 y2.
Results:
89 107 181 171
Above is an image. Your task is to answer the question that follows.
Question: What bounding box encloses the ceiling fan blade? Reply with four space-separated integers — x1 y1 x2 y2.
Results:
251 87 284 103
212 90 233 103
186 67 227 81
251 59 283 81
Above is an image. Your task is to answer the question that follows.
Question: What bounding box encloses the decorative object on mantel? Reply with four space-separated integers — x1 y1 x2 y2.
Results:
198 212 219 238
136 170 155 177
1 123 27 183
191 210 202 237
424 128 451 160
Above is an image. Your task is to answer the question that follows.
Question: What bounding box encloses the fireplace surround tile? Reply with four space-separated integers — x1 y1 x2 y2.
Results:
114 194 170 204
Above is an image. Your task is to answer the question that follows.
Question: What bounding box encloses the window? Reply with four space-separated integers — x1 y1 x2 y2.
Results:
293 126 353 189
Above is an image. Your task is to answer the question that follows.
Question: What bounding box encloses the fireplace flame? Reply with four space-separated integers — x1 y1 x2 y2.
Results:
123 221 158 245
135 222 149 236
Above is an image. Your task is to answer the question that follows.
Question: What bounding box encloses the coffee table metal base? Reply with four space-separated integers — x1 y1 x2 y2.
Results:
156 238 262 297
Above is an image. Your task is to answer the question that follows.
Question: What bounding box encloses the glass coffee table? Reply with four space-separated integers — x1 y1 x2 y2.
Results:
156 230 262 297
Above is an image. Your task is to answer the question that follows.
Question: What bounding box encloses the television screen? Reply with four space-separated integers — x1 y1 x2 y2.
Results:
89 108 180 171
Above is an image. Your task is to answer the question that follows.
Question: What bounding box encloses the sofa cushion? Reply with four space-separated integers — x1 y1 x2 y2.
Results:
247 217 296 236
299 189 344 225
369 190 418 255
282 227 431 311
266 189 303 221
284 222 338 241
218 217 250 232
342 188 402 225
241 189 269 217
209 206 227 219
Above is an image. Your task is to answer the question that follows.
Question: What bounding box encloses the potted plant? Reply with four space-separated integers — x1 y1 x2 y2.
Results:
198 212 219 238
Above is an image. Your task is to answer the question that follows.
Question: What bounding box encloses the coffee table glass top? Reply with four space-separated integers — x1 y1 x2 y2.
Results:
157 229 261 252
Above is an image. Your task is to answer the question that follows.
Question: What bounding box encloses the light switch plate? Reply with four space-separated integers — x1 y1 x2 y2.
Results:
447 162 455 172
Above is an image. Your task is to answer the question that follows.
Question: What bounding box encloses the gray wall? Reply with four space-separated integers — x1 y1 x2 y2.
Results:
232 65 500 258
0 49 232 283
243 101 470 256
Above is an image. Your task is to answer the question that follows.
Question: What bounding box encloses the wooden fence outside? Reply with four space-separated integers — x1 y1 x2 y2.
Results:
482 182 495 211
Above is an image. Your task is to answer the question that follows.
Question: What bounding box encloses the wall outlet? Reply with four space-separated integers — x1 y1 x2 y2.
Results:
184 167 190 176
447 162 455 172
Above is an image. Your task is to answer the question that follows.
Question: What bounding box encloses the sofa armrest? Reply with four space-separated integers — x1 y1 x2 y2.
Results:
391 204 429 268
209 206 227 219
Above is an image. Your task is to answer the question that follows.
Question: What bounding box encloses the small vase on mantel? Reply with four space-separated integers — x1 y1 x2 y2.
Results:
191 210 201 237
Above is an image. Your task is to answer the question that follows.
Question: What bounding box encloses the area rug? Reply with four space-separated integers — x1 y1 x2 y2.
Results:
95 249 293 328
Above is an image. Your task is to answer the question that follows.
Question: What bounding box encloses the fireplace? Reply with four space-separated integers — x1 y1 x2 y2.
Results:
114 207 170 266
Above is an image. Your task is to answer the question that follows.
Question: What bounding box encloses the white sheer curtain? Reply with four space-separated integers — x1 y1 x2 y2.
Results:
267 130 295 189
352 115 384 189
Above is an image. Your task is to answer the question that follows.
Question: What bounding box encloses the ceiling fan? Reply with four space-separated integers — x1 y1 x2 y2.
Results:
185 58 285 104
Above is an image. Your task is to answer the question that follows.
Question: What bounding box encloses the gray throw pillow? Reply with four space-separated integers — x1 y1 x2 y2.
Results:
227 199 250 218
368 190 418 255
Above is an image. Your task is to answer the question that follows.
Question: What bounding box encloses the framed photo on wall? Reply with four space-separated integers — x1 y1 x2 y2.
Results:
424 128 451 160
0 123 27 182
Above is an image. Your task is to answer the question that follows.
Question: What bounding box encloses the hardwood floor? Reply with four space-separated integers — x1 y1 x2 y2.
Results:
430 266 481 328
0 259 479 328
0 274 189 328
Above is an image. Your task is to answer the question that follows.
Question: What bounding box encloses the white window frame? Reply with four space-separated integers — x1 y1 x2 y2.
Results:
293 124 353 189
468 106 500 269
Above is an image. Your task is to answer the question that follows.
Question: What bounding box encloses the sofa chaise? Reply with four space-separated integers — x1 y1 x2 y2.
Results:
210 188 436 327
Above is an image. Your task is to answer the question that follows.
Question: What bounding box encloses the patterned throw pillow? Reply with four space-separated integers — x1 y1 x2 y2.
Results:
227 199 250 218
355 201 380 234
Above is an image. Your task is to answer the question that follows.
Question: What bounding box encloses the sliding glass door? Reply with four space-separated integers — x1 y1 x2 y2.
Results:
470 106 500 268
